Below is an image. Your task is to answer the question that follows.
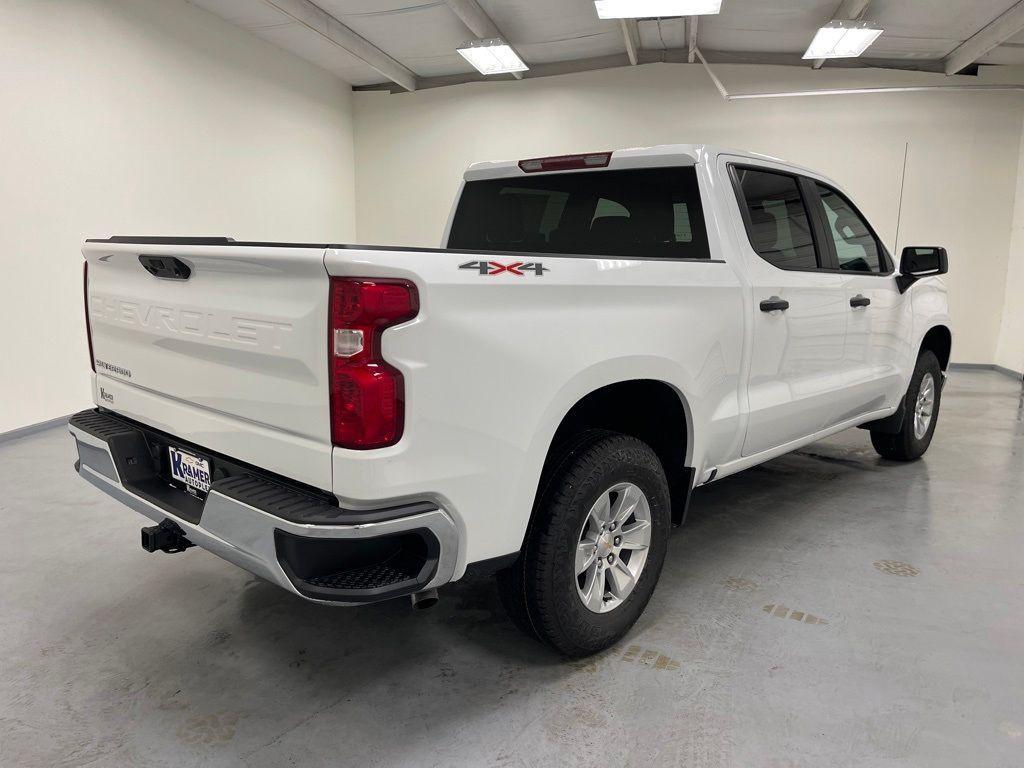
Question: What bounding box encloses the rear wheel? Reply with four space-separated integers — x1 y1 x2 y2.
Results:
871 350 942 461
496 431 670 657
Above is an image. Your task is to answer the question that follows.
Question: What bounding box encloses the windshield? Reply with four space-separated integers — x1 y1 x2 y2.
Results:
447 166 710 260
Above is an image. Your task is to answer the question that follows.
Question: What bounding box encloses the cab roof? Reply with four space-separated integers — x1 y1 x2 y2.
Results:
463 143 826 184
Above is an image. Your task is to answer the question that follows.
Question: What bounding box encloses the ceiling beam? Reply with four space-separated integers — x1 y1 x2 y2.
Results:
262 0 417 91
687 16 698 63
944 0 1024 75
357 53 630 92
621 19 640 65
812 0 871 69
355 48 949 93
445 0 525 80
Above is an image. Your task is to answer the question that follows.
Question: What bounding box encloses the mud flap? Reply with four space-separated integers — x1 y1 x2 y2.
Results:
671 466 697 527
857 396 906 435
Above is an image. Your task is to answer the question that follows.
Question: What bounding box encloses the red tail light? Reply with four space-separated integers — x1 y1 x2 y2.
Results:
329 278 419 449
518 151 611 173
84 260 95 372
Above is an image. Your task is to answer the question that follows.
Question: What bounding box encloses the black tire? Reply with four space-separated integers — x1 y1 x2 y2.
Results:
871 350 942 461
496 431 670 657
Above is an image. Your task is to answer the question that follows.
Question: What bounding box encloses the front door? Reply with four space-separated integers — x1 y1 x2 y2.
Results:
811 181 911 413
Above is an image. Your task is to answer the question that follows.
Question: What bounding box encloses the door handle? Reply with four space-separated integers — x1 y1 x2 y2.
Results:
850 294 871 308
759 296 790 312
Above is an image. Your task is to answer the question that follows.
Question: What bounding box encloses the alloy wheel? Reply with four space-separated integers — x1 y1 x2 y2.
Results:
575 482 652 613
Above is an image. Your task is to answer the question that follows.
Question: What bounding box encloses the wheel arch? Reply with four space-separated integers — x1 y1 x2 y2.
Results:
533 378 695 530
919 324 952 370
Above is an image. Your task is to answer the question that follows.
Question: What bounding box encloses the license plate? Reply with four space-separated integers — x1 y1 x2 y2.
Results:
168 447 211 497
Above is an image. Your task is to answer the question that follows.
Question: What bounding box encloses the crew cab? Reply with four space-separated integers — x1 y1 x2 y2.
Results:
71 144 951 656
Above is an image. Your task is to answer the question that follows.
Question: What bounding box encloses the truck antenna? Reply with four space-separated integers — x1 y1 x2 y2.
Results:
893 141 909 255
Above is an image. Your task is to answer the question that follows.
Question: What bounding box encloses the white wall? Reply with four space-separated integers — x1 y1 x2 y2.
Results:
0 0 357 434
354 63 1024 367
995 111 1024 375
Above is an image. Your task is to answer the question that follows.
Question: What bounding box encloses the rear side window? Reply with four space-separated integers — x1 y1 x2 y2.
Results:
447 167 710 259
815 184 883 273
733 167 818 271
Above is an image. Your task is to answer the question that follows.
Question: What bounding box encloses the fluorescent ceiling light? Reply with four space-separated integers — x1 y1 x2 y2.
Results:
594 0 722 18
803 20 884 59
457 38 528 75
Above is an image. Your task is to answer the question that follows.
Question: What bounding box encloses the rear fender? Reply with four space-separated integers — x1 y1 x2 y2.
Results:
507 356 697 550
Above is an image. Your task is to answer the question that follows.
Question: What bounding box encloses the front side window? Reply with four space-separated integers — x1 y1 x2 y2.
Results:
447 167 710 259
733 167 818 270
815 184 883 273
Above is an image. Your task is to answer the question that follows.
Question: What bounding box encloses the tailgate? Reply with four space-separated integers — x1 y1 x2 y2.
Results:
83 239 333 490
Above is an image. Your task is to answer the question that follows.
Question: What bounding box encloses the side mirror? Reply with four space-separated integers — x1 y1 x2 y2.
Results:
897 246 947 293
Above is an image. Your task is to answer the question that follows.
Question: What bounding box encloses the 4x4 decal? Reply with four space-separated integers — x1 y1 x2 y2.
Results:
459 260 549 276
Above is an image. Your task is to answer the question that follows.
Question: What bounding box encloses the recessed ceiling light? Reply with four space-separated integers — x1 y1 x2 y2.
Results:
803 20 884 59
594 0 722 19
457 38 528 75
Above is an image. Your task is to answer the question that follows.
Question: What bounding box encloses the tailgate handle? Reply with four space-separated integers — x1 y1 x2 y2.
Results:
759 296 790 312
139 255 192 280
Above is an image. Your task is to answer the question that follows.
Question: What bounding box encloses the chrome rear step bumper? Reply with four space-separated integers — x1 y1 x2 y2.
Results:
69 409 459 605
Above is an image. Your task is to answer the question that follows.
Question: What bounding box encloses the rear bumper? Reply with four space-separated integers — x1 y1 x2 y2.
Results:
69 409 459 605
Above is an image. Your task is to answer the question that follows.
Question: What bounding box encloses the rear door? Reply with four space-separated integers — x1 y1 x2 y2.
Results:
728 165 854 456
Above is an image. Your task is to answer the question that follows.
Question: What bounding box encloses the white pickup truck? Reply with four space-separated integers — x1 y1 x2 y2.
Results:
72 144 951 657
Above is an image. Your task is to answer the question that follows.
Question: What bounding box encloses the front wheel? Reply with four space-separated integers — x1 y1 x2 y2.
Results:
496 431 670 657
871 350 942 461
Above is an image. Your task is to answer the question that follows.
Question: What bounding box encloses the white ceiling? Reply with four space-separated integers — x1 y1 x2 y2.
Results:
186 0 1024 89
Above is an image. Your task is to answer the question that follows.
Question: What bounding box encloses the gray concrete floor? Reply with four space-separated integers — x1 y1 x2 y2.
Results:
2 371 1023 767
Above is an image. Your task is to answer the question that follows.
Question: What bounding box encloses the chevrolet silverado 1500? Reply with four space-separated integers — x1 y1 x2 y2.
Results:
71 144 951 656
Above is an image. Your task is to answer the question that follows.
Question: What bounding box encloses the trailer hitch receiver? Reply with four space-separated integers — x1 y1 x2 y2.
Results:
141 519 194 554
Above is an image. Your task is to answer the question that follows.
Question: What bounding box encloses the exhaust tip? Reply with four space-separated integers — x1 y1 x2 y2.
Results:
410 588 439 610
